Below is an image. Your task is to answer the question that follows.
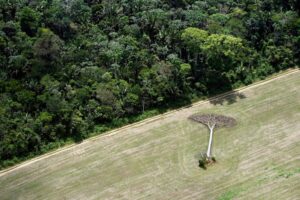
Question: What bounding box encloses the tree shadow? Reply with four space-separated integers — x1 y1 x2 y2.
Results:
209 92 246 105
202 70 247 106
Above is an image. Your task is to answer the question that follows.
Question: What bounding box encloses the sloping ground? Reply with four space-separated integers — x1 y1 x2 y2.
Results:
0 70 299 200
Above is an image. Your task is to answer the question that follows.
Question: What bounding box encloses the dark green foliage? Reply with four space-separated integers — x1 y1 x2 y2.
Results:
198 159 207 170
0 0 299 169
19 7 40 37
198 153 216 170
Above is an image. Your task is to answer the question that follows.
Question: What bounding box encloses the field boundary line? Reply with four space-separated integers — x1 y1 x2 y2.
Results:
0 68 299 177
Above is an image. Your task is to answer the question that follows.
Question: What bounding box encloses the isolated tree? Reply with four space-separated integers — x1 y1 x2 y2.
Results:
189 114 237 160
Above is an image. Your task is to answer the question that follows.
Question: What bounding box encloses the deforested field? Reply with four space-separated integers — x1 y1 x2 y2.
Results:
0 70 299 200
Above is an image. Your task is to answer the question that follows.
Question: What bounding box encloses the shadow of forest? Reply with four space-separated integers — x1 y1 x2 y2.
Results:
209 92 246 105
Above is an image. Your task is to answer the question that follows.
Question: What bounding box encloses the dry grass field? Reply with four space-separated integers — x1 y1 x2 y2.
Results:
0 70 299 200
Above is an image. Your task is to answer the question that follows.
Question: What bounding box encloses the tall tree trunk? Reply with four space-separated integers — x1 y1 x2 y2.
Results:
206 127 214 158
142 99 145 113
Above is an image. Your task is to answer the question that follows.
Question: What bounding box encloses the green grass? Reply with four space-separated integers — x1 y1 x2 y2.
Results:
218 188 243 200
0 71 299 200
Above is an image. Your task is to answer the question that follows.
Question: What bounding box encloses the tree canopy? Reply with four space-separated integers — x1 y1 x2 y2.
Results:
189 114 237 129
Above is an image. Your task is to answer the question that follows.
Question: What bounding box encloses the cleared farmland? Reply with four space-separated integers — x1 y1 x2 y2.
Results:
0 70 299 200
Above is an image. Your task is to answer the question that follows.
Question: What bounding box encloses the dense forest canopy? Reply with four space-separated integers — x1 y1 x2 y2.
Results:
0 0 299 168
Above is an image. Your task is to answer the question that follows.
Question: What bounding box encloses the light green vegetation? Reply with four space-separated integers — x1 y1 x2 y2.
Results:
0 71 299 199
